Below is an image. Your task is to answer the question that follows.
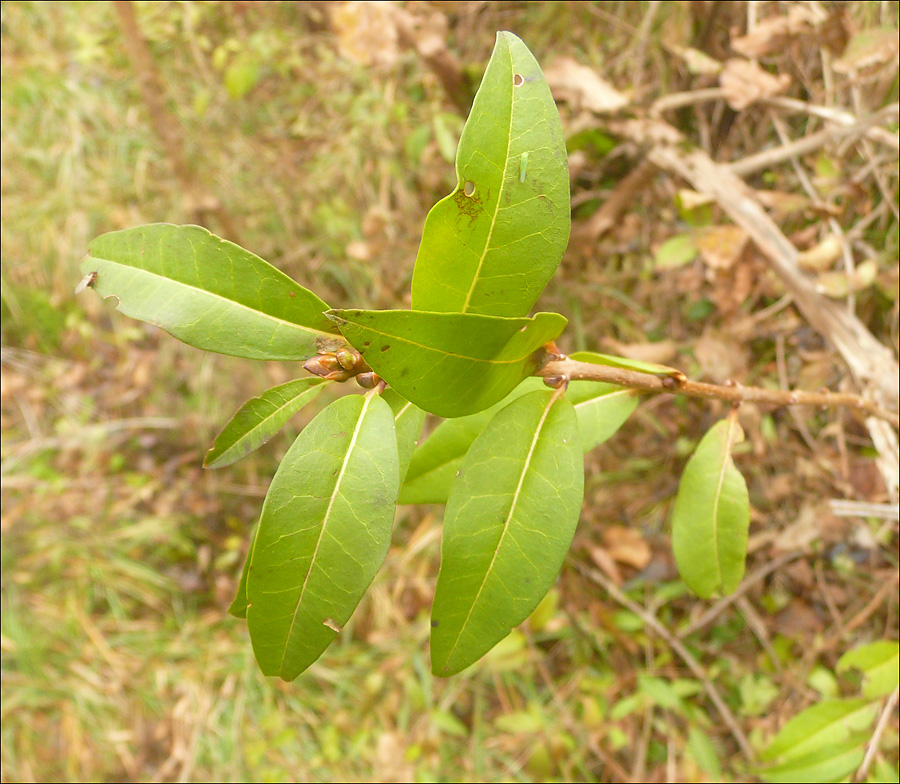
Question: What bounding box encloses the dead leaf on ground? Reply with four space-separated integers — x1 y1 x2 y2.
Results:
600 526 652 570
720 59 791 111
834 28 900 75
586 543 624 586
694 328 748 382
730 5 848 58
668 46 722 76
695 225 749 270
331 1 399 67
816 259 878 298
545 57 630 114
796 235 843 272
602 337 678 365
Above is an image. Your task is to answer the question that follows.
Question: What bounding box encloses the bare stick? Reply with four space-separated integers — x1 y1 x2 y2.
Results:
571 559 757 763
855 686 900 783
534 358 899 428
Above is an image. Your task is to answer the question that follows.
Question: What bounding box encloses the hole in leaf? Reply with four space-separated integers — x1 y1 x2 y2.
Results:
463 181 475 197
513 73 525 87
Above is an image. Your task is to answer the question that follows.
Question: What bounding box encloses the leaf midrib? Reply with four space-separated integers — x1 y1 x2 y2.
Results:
90 255 338 340
441 391 558 669
710 418 737 589
277 394 373 677
460 39 515 313
339 318 548 366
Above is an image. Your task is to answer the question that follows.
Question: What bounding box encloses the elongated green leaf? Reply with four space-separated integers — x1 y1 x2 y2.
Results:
410 32 569 317
431 389 583 676
671 417 749 598
567 380 641 453
246 393 399 681
758 698 877 783
381 388 426 484
398 378 546 505
570 349 686 382
82 224 343 360
204 378 327 469
228 522 258 619
837 641 899 699
399 375 638 505
760 737 867 783
328 309 566 418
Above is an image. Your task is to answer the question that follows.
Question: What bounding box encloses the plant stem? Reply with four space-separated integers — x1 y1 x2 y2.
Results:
536 357 900 428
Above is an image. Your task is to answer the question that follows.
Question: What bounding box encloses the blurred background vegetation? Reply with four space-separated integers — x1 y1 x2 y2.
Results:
1 2 897 781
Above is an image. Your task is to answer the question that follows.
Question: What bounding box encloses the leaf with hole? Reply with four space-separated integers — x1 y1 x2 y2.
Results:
410 32 570 318
837 640 899 699
204 378 328 469
671 417 749 598
81 224 342 360
328 309 566 417
430 389 583 676
245 393 399 680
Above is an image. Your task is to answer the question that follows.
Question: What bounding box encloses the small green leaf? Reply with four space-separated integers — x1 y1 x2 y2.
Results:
246 393 399 681
687 726 722 780
228 523 258 619
759 698 877 765
224 53 261 99
328 309 566 417
566 377 640 453
570 349 686 382
654 233 698 269
411 32 569 318
381 388 426 484
398 378 546 505
672 417 750 598
431 390 583 676
837 640 899 698
204 378 328 468
82 224 342 360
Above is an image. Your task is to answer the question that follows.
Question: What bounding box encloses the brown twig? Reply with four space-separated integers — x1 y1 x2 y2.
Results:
571 559 757 763
856 686 900 783
535 358 900 428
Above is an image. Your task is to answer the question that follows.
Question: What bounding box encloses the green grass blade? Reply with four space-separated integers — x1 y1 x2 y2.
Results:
411 32 570 317
328 309 566 417
430 389 583 676
246 394 399 681
228 522 258 619
204 377 328 469
671 417 750 598
82 224 343 360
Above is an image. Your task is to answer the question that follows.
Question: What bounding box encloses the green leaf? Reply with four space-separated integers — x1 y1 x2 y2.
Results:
570 349 686 382
837 640 900 699
759 698 877 765
398 378 546 505
566 380 640 453
381 388 426 484
228 523 258 619
760 737 867 783
654 233 698 269
671 417 749 598
328 309 566 418
245 393 399 681
82 224 342 360
687 726 722 780
430 390 583 676
204 378 328 469
411 32 570 318
400 375 638 504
